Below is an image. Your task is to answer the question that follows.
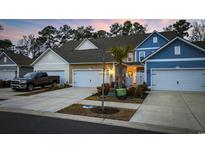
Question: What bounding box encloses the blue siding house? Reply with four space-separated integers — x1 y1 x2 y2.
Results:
135 31 170 62
141 37 205 91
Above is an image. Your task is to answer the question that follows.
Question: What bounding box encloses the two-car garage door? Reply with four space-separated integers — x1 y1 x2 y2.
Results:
73 70 109 87
152 69 205 92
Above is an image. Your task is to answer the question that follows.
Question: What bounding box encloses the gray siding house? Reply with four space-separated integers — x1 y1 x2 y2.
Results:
0 51 33 80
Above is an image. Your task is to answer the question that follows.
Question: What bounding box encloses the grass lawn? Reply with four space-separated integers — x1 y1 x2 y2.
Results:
85 95 144 104
57 104 137 121
15 86 70 96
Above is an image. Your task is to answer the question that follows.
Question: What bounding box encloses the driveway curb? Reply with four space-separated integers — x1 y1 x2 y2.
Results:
0 107 202 134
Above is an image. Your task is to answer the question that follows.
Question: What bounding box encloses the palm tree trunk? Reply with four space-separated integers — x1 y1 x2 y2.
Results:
118 62 123 88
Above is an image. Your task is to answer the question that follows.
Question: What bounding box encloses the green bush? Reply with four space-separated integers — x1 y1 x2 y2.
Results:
0 80 11 88
135 86 144 98
140 82 148 91
97 83 110 95
0 80 3 88
127 86 136 96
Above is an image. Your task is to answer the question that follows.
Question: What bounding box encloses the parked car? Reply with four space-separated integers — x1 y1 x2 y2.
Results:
11 72 60 91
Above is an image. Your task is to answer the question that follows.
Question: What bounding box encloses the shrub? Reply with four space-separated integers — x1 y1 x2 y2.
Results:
127 86 136 96
63 82 70 88
0 80 3 88
96 83 110 95
135 86 144 98
0 80 11 88
140 82 148 92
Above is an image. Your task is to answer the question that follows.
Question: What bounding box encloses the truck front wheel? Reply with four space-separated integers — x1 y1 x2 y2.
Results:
27 84 34 91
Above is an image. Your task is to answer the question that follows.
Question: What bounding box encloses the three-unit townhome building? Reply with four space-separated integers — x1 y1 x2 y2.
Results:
31 30 205 92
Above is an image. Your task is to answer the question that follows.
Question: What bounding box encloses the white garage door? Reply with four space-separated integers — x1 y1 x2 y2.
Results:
45 70 66 84
0 70 16 80
73 70 109 87
152 69 205 91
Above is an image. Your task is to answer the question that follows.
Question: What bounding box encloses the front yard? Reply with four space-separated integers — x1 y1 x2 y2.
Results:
57 104 137 121
85 94 144 104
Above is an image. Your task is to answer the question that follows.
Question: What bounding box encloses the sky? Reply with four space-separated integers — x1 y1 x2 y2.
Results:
0 19 200 45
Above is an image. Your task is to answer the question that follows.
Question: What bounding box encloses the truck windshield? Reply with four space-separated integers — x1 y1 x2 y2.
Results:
24 72 36 78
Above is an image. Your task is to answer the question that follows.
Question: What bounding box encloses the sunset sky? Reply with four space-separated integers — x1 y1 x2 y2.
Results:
0 19 200 44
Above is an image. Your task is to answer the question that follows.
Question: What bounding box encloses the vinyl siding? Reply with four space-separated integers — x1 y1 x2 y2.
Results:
149 39 205 59
135 32 169 62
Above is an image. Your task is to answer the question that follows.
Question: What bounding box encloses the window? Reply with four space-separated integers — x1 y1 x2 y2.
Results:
174 46 181 55
139 51 145 62
127 53 133 62
153 37 158 43
3 57 7 63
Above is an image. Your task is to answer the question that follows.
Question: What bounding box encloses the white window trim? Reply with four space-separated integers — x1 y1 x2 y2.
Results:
127 53 133 62
153 37 158 43
174 46 181 55
3 57 7 63
139 51 145 62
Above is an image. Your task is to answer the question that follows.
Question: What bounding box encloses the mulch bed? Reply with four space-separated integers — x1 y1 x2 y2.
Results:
15 86 70 96
57 104 137 121
85 94 145 104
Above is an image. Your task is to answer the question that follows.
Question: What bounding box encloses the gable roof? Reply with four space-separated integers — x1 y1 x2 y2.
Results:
31 48 68 66
51 31 177 63
1 51 33 66
142 37 205 62
193 41 205 49
75 38 98 50
135 30 171 49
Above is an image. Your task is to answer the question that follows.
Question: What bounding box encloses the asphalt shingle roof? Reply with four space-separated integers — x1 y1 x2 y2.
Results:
3 50 33 66
193 41 205 49
54 31 177 63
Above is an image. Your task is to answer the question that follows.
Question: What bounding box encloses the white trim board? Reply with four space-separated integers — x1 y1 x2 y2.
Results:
0 64 17 66
137 47 160 50
31 48 68 66
0 52 18 66
151 67 205 70
143 37 205 62
146 57 205 62
75 38 98 50
135 31 169 49
0 70 16 72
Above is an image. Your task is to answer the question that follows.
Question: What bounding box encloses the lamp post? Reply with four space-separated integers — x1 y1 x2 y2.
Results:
101 48 105 112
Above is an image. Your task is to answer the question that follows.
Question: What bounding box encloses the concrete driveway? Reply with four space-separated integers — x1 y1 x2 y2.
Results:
0 88 27 100
130 91 205 132
0 87 96 112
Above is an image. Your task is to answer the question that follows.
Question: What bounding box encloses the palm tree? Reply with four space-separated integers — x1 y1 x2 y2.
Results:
110 45 133 88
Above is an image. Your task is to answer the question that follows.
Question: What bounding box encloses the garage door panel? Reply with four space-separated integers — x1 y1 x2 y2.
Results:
74 70 109 87
152 69 205 92
0 71 16 80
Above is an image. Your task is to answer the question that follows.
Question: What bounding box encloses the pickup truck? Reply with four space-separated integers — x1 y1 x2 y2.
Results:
11 72 60 91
